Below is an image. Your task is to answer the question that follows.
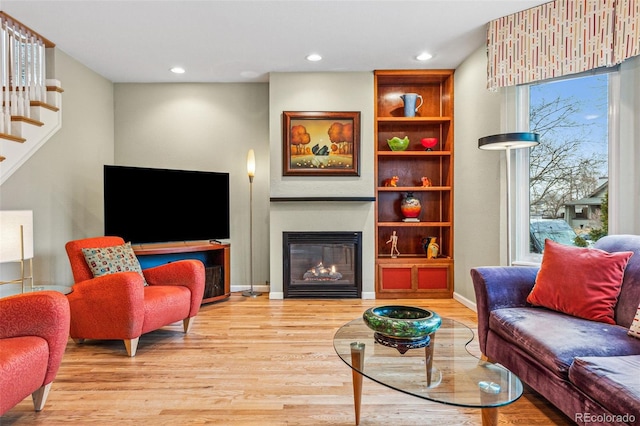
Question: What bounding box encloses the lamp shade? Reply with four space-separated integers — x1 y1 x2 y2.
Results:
247 149 256 178
478 132 540 150
0 210 34 262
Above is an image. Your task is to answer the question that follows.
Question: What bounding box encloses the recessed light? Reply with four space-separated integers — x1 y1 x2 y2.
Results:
170 67 186 74
306 54 322 62
240 70 259 79
416 52 433 61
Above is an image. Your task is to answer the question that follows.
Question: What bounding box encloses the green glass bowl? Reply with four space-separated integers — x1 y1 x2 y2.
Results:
387 136 410 151
362 305 441 339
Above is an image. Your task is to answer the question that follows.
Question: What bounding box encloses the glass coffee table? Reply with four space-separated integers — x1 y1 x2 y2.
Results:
333 316 523 426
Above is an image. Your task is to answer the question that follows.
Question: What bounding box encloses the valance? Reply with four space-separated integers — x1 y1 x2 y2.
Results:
614 0 640 63
487 0 640 90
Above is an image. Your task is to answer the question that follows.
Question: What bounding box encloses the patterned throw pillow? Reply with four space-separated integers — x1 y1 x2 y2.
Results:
629 304 640 339
81 242 148 286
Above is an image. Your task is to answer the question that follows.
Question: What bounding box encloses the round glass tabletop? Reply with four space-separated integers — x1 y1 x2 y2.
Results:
333 316 523 408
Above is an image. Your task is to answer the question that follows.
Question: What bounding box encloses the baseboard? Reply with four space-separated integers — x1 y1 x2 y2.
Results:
231 284 270 294
453 291 477 312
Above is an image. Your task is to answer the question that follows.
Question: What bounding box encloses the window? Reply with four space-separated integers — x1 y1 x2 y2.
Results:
514 70 615 262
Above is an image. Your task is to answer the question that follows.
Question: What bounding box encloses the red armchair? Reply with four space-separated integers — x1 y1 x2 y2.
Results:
65 236 205 356
0 291 70 415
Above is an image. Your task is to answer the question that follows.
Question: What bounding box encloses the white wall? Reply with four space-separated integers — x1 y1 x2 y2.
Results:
268 72 376 299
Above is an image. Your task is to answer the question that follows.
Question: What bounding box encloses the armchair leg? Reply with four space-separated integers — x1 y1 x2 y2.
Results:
183 317 194 333
32 383 52 411
72 338 85 344
124 337 140 357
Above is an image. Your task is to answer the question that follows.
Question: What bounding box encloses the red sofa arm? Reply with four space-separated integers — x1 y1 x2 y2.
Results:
0 291 70 385
142 259 205 317
66 272 145 340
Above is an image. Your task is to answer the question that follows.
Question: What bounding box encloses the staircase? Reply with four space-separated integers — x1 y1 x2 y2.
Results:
0 12 62 186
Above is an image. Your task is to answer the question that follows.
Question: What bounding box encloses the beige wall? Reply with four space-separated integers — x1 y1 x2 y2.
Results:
113 83 270 291
0 49 114 286
0 44 532 305
453 46 504 304
268 72 376 298
268 73 375 198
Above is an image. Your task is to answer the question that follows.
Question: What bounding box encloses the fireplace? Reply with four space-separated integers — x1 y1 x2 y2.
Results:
283 231 362 298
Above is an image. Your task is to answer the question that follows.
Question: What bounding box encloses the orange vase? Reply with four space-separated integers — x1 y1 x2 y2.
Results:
400 192 421 219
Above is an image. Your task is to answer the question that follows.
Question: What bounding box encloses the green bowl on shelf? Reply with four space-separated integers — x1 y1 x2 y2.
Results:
362 305 441 339
387 136 410 151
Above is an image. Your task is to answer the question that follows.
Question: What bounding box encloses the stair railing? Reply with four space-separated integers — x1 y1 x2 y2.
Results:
0 11 54 144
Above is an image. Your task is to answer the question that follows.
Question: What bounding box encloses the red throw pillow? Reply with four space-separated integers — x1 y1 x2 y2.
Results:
527 239 633 324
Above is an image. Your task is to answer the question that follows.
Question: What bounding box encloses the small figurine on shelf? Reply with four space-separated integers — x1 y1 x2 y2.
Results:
383 175 399 187
386 231 400 258
421 176 432 187
422 236 439 259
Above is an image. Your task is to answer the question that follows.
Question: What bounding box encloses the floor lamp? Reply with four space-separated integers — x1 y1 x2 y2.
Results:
242 149 261 297
478 132 539 266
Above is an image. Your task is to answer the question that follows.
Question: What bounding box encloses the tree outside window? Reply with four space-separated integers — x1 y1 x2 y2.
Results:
528 73 610 251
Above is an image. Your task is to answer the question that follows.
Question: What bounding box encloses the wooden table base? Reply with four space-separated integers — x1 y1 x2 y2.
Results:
349 335 501 426
349 342 365 425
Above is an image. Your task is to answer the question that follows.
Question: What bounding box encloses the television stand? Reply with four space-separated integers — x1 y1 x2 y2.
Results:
132 241 230 304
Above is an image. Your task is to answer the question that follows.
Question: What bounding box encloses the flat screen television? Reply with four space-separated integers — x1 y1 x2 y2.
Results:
104 165 230 244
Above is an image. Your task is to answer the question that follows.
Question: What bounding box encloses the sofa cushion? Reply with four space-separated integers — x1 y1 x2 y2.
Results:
489 307 640 378
593 235 640 328
82 242 148 286
141 285 191 334
527 239 633 325
568 355 640 423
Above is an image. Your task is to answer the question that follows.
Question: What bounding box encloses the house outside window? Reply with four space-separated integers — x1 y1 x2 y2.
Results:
513 69 616 262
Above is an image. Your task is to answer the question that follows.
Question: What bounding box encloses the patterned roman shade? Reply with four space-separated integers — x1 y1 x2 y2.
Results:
614 0 640 63
487 0 640 90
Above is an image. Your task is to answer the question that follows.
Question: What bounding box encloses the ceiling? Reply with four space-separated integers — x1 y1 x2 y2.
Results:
2 0 548 83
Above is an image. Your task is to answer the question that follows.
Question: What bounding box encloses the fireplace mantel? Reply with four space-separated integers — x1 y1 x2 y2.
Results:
269 196 376 300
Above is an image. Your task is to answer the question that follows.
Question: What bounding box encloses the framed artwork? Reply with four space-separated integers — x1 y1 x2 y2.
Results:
282 111 361 176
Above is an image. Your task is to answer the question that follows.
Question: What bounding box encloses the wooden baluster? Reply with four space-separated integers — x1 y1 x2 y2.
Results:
9 32 16 118
30 34 37 104
21 31 29 119
39 39 46 103
22 31 32 118
3 21 9 134
17 30 24 118
0 19 5 134
32 36 42 103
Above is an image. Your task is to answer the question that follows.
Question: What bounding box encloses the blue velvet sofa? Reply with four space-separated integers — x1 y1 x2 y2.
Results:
471 234 640 426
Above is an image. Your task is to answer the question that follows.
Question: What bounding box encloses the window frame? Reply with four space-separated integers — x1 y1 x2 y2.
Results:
512 68 620 265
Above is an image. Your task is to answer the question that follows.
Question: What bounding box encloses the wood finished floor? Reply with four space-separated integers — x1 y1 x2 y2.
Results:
3 294 573 425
